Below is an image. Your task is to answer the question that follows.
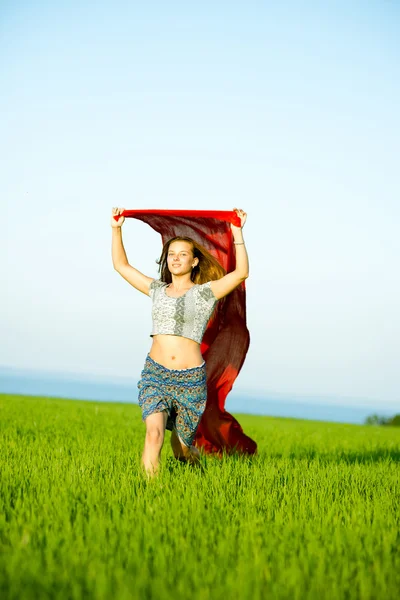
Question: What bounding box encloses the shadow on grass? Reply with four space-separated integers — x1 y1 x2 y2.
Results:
165 456 207 475
165 449 258 473
268 448 400 464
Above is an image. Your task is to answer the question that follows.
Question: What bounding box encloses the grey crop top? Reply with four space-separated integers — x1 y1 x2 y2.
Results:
148 280 218 344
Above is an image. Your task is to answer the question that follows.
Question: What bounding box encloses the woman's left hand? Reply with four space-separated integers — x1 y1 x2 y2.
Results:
231 208 247 232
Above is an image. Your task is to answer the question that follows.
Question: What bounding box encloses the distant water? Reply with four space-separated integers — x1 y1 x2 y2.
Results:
0 366 393 425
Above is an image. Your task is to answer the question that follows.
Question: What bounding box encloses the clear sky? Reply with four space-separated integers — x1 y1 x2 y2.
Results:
2 0 399 411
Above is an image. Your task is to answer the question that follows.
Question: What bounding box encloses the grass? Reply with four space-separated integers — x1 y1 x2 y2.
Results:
1 393 399 599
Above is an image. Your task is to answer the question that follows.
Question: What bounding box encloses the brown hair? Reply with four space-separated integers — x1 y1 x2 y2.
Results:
157 236 226 284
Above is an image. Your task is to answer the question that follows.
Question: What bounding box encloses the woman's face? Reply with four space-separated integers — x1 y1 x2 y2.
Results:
167 241 197 276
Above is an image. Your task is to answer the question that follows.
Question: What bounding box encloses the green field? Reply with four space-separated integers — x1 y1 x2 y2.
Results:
1 394 399 600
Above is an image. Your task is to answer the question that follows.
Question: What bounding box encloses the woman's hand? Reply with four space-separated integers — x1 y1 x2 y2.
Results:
231 208 247 235
111 207 126 228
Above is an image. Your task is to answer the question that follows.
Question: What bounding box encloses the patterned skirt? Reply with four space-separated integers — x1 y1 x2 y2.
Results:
137 354 207 447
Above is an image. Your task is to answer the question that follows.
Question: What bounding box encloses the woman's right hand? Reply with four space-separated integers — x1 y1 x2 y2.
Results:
111 207 126 228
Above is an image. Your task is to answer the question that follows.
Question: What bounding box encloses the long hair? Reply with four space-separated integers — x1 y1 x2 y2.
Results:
157 236 226 284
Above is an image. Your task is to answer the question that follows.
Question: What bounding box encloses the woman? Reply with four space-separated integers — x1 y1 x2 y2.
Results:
111 207 249 475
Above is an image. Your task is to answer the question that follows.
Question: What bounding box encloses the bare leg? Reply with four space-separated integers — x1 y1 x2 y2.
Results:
170 429 201 465
142 411 168 476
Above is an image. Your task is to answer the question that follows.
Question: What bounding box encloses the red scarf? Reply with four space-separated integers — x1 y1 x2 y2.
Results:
120 209 257 455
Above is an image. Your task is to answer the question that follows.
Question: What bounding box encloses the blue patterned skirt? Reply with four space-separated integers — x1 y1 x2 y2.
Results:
137 354 207 447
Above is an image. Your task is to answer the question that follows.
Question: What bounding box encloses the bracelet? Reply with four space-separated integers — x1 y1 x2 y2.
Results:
234 242 245 245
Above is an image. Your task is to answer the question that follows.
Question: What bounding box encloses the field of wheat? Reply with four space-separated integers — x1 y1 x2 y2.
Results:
1 394 399 599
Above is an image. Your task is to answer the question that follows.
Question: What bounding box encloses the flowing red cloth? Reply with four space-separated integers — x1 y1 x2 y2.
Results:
119 209 257 455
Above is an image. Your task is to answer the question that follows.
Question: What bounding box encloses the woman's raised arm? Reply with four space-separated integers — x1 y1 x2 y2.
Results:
209 208 249 300
111 207 154 296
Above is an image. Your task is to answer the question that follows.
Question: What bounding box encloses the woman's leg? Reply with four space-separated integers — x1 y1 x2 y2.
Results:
170 429 201 465
142 411 168 475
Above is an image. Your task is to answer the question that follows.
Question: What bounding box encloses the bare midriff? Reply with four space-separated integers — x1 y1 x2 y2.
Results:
149 335 204 370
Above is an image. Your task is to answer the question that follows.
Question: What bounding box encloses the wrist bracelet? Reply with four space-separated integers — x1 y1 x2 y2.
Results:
234 242 245 245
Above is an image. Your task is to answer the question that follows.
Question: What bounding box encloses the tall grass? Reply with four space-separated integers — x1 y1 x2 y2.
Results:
1 394 399 599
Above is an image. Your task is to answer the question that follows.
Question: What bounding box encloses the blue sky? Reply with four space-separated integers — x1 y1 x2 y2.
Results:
2 0 399 410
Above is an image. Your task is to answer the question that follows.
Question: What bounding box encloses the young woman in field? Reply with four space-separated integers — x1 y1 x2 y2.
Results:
111 207 249 475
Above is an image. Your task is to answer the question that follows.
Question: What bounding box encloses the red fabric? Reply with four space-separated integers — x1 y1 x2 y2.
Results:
121 209 257 455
